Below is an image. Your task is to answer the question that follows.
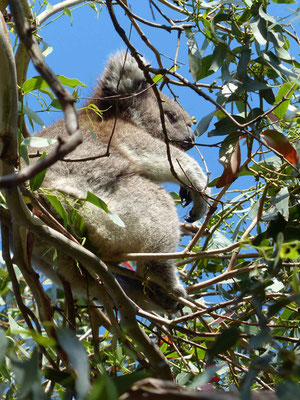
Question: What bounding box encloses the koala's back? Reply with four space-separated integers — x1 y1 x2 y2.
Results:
39 114 180 257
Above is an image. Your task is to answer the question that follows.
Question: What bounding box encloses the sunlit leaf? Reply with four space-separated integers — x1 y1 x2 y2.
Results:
85 192 125 227
216 134 241 188
273 187 290 220
22 137 57 147
41 41 53 57
261 129 299 167
22 105 45 127
187 31 202 82
22 75 85 94
271 0 295 3
273 82 297 120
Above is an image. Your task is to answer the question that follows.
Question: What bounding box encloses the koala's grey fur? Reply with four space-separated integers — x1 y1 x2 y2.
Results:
31 52 210 311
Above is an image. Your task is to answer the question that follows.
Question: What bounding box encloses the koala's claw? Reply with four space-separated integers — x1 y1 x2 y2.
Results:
179 186 192 207
185 212 197 223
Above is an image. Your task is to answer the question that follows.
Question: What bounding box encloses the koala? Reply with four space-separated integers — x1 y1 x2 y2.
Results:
30 51 210 312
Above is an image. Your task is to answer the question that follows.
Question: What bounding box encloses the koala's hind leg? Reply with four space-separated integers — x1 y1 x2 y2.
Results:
135 260 187 311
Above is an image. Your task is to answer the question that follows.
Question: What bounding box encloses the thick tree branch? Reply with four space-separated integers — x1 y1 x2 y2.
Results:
0 0 83 189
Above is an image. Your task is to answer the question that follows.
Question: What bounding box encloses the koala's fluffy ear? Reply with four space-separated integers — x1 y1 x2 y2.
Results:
101 52 147 95
92 51 149 114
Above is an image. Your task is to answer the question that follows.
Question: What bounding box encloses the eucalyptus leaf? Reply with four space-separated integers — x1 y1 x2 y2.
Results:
22 75 85 94
208 328 240 357
249 15 268 46
274 82 297 119
57 328 90 400
0 330 8 363
273 187 289 220
45 194 70 227
22 105 45 127
30 152 47 191
41 41 53 57
195 111 215 136
22 137 57 148
85 192 125 227
187 32 202 82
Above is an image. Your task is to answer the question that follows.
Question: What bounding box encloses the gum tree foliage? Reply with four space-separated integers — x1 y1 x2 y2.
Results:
0 0 299 399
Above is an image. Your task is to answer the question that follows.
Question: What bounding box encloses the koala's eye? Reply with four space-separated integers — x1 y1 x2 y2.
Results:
165 111 177 123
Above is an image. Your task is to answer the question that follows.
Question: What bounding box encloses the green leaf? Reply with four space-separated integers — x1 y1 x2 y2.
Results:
241 77 270 91
57 328 90 400
208 115 244 137
258 5 277 24
85 191 109 212
195 111 215 136
64 7 72 18
260 88 276 105
19 143 30 165
237 45 251 78
208 328 240 357
197 55 214 80
45 194 70 227
273 187 290 220
22 137 57 148
209 46 227 74
22 105 45 127
22 75 85 94
30 152 47 191
271 0 295 3
152 74 164 84
274 82 297 120
85 192 125 227
41 41 53 57
262 51 298 79
249 15 268 45
57 75 85 89
22 76 51 93
50 99 63 110
0 330 8 363
187 32 202 82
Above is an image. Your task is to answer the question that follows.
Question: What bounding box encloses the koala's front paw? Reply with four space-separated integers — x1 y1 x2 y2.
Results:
179 186 192 207
185 192 208 223
147 282 186 312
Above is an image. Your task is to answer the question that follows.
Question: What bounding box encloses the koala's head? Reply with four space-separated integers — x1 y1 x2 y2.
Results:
91 51 195 150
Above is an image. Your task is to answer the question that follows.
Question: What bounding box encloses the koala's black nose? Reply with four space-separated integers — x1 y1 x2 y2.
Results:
182 127 195 150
